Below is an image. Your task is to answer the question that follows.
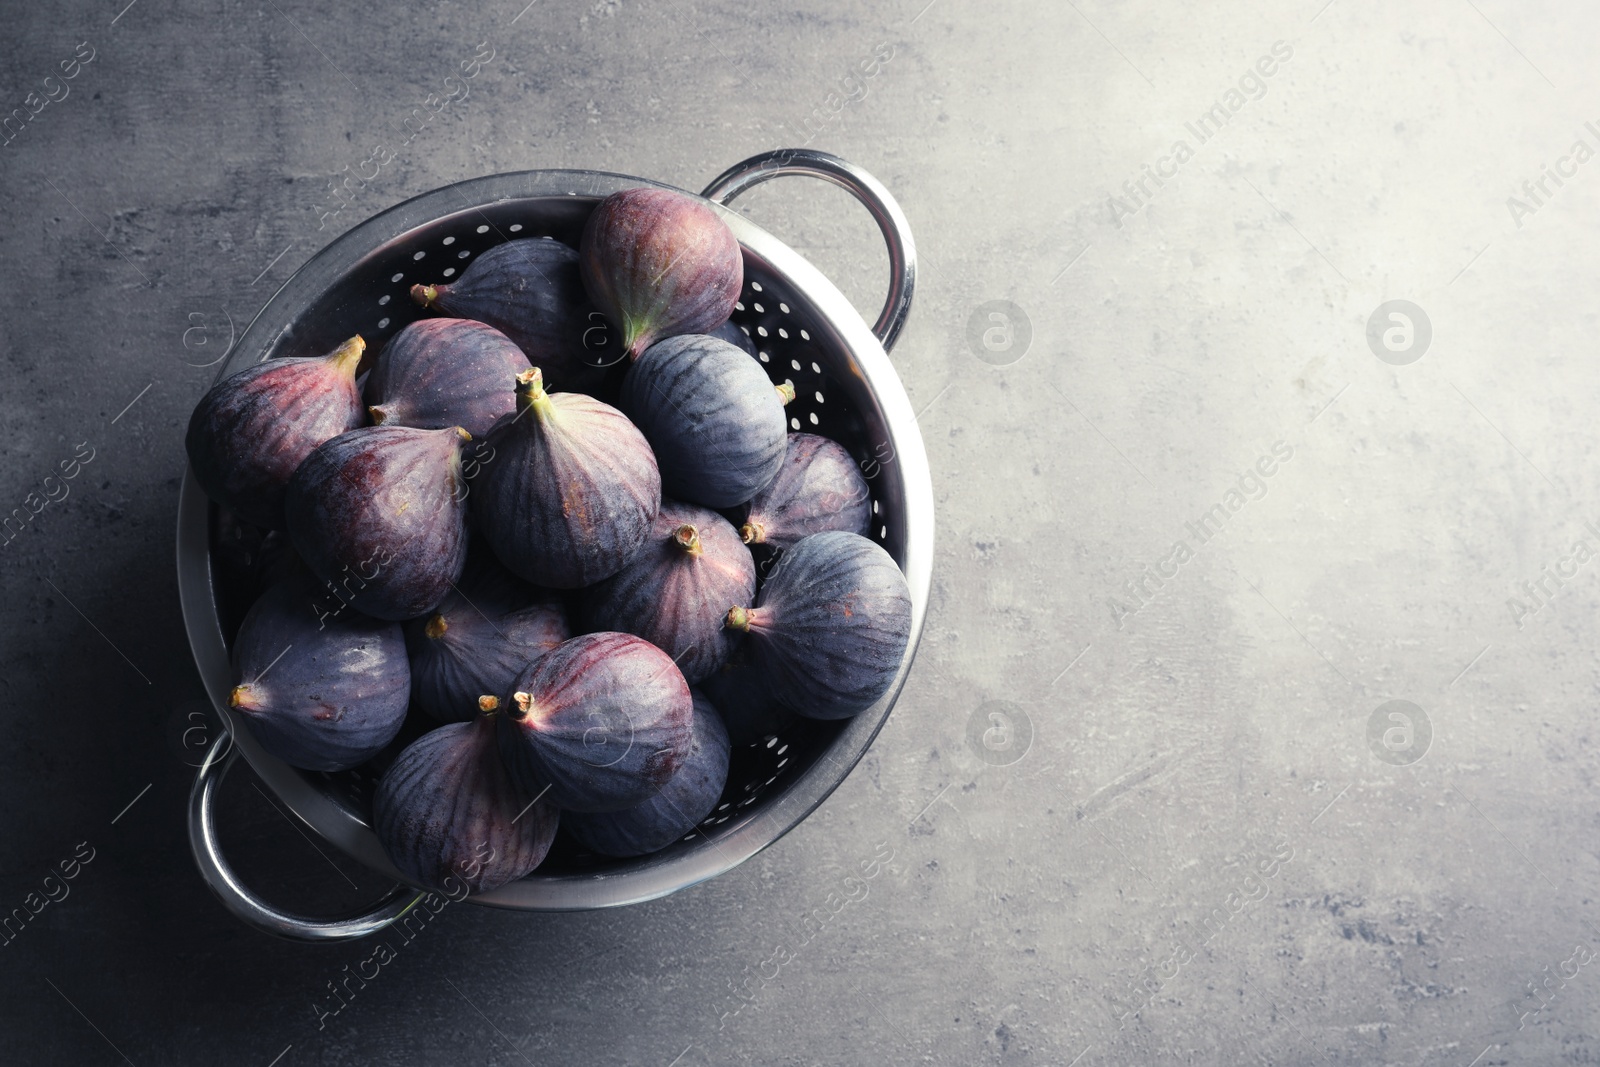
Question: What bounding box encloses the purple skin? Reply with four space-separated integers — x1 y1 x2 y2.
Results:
709 317 758 357
580 499 755 686
364 319 531 437
563 691 730 858
229 569 409 772
620 334 789 509
472 368 660 589
186 336 366 530
725 531 911 720
496 632 694 812
404 556 570 723
699 647 800 747
286 425 472 621
410 239 617 394
374 711 559 894
738 433 873 550
580 187 743 360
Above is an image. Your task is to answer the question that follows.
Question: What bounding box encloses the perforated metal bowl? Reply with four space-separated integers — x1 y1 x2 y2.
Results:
177 150 931 939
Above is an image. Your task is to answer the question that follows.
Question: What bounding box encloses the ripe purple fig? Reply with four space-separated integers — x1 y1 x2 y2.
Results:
286 425 472 621
496 632 693 812
185 336 366 529
228 569 409 771
700 648 800 747
738 433 872 550
472 368 660 589
725 531 911 720
364 319 530 437
404 556 570 723
580 188 743 359
581 499 754 685
374 710 559 894
563 691 730 857
619 334 788 508
410 238 617 393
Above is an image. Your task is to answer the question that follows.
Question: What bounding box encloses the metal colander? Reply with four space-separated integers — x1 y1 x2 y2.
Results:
177 149 931 939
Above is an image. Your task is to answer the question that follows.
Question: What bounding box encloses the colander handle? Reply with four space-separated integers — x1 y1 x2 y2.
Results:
702 149 916 353
188 733 425 942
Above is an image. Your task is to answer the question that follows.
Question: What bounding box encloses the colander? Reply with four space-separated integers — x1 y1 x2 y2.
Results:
177 149 931 940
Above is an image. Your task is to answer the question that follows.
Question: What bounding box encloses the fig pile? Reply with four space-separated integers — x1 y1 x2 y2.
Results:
186 187 912 896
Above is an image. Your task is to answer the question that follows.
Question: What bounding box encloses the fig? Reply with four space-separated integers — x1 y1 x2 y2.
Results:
724 531 911 720
563 690 730 857
185 336 366 529
699 648 800 747
580 499 755 685
472 368 659 589
286 425 472 621
404 556 570 723
228 570 409 771
410 239 616 393
619 335 788 508
374 709 559 894
496 632 693 812
579 188 743 359
710 318 758 357
364 318 530 437
738 433 872 550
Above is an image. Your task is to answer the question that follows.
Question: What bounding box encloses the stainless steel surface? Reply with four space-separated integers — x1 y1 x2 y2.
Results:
178 152 933 919
187 733 424 942
701 148 918 353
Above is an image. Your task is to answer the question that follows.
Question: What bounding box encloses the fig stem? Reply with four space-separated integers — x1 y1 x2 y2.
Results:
424 614 449 639
776 382 796 406
740 521 764 545
725 606 752 632
623 316 649 361
514 368 556 423
368 405 390 426
478 694 499 714
510 691 534 721
229 684 260 712
673 524 703 557
328 335 366 377
410 283 440 308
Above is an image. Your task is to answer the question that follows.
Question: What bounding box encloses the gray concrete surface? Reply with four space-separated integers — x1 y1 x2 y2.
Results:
1 0 1597 1063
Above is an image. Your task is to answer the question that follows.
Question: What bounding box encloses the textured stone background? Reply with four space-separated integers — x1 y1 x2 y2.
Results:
3 0 1599 1063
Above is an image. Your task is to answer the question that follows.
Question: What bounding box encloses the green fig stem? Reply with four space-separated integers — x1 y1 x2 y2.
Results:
725 606 751 632
740 521 764 545
425 614 448 639
623 319 649 361
410 283 440 308
776 382 796 406
673 524 703 557
478 695 499 714
328 335 366 377
514 368 556 423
